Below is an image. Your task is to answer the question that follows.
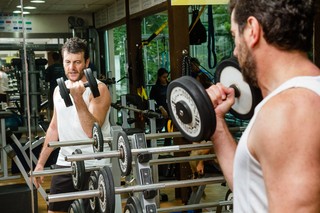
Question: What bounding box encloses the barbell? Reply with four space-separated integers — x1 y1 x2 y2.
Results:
47 166 225 213
32 152 216 193
111 102 163 119
48 122 106 152
48 126 183 153
65 130 214 177
31 149 103 191
57 68 100 107
167 57 262 142
47 123 244 153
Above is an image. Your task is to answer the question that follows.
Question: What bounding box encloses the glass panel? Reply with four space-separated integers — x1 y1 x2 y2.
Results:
109 25 128 99
141 12 169 96
189 4 233 81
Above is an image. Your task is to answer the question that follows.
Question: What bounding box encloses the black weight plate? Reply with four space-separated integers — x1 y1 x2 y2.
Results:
224 189 233 211
167 76 216 142
117 131 132 176
124 196 143 213
68 200 77 213
124 203 135 213
77 199 86 213
84 68 100 98
92 122 104 152
105 165 115 212
57 77 73 107
215 57 262 120
71 149 85 190
98 166 115 213
88 173 98 213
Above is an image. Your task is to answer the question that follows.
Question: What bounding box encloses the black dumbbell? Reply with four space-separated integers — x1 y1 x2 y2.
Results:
57 68 100 107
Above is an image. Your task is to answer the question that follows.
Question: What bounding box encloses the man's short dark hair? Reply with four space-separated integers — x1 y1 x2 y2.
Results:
61 37 89 60
229 0 315 52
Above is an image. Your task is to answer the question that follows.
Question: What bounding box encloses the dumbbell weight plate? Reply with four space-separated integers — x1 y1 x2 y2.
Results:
71 149 85 190
92 122 104 152
77 199 85 213
98 166 115 213
57 77 73 107
88 171 99 213
215 57 262 120
124 196 143 213
84 68 100 98
167 76 216 142
117 131 133 176
57 68 100 107
68 200 77 213
68 199 85 213
225 189 233 211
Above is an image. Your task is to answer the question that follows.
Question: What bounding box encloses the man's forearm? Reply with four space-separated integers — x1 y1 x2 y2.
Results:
211 117 237 190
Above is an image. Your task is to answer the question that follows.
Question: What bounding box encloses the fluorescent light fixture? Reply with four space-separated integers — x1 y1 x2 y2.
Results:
30 0 45 3
13 10 30 14
25 6 36 9
17 5 37 9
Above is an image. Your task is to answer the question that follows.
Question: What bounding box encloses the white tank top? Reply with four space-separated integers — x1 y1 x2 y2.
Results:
233 76 320 213
54 79 111 167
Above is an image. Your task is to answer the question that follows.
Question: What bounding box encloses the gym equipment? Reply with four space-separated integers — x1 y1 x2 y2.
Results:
49 122 106 152
88 171 99 213
167 57 262 142
215 57 262 120
48 129 182 151
156 200 233 213
71 149 86 190
48 121 245 151
64 130 214 177
46 165 225 207
111 102 162 119
4 144 48 205
124 196 143 213
0 183 38 213
167 76 216 142
57 68 100 107
48 166 115 213
68 199 85 213
224 189 233 211
31 149 102 191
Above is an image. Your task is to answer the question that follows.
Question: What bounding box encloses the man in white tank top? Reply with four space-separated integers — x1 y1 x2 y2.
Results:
206 0 320 212
32 37 112 213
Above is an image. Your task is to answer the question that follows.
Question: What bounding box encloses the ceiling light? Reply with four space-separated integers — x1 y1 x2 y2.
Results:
13 10 31 14
30 0 45 3
17 5 37 9
24 6 37 9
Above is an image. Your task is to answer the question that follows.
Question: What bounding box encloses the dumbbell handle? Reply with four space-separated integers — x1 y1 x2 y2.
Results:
229 84 241 98
65 82 90 92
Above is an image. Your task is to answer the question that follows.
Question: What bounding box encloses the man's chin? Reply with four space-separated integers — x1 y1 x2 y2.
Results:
68 75 80 82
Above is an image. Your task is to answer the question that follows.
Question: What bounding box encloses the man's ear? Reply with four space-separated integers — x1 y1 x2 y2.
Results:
246 16 261 48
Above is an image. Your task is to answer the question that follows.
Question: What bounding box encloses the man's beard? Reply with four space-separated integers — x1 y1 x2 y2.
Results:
238 41 259 87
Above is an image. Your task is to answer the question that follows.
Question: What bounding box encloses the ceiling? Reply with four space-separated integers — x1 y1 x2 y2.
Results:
0 0 115 15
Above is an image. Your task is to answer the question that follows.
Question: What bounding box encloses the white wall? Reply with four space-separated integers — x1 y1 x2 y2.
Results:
28 14 93 33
